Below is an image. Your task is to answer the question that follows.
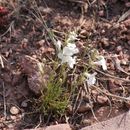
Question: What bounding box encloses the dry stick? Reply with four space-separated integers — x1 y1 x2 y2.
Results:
73 87 83 116
0 54 4 68
93 85 130 101
2 82 7 119
118 9 130 23
83 63 130 82
0 21 14 39
107 96 112 118
99 83 112 118
83 82 99 122
35 114 42 129
95 69 130 83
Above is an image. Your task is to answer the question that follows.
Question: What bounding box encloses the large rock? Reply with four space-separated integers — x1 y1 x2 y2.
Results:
25 124 72 130
81 111 130 130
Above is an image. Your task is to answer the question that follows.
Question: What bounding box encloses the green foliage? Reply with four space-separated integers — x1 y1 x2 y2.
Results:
40 77 68 115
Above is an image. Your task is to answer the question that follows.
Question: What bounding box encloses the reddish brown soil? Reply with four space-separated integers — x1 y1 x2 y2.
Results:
0 0 130 130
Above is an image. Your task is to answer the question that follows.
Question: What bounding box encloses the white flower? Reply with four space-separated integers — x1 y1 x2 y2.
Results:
93 56 107 70
66 31 77 43
58 52 76 68
84 72 97 86
58 43 79 68
54 40 62 51
63 43 79 56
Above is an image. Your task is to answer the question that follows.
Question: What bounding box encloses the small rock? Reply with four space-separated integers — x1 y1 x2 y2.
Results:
104 23 112 29
113 23 120 29
97 95 108 104
111 0 117 3
99 10 104 17
123 19 130 27
67 105 73 114
128 40 130 45
101 29 105 34
8 124 14 129
81 119 92 125
10 115 17 120
21 100 28 107
116 46 122 52
125 2 130 7
36 40 45 48
125 99 130 109
80 29 87 36
78 103 92 113
21 38 28 49
91 90 98 97
10 106 19 115
101 38 109 48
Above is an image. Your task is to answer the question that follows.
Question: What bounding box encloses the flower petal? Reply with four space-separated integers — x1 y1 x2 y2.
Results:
58 52 63 59
54 40 62 51
94 56 107 70
63 43 79 56
67 56 76 68
84 72 97 86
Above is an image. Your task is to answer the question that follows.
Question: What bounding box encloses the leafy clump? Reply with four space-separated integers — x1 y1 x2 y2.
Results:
37 31 108 118
40 76 68 115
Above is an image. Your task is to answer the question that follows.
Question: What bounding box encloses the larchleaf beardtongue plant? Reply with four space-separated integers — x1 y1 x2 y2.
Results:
55 32 79 68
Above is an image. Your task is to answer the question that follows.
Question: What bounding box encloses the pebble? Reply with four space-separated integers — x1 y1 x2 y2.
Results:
98 10 104 17
125 2 130 7
91 90 98 97
78 103 92 113
10 106 19 115
36 39 45 48
67 105 73 114
104 23 112 29
97 95 108 104
21 100 28 107
81 119 92 125
116 46 122 52
123 19 130 27
101 38 109 48
125 100 130 109
10 115 17 120
80 29 88 36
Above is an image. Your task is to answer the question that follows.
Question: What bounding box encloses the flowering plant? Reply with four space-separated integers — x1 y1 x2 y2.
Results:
54 32 79 68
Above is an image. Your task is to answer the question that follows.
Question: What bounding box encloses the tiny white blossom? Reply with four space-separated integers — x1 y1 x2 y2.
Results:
94 56 107 70
63 43 79 56
84 72 97 86
58 53 76 68
58 43 79 68
54 40 62 51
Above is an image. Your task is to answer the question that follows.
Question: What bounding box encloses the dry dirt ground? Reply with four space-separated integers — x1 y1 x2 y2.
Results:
0 0 130 130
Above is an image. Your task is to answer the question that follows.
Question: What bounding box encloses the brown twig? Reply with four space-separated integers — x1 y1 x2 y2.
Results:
0 54 4 68
95 69 130 83
93 85 130 101
83 82 99 122
2 82 7 119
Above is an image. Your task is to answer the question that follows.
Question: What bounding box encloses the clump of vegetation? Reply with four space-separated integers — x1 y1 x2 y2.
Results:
40 76 68 115
36 30 108 118
37 61 69 116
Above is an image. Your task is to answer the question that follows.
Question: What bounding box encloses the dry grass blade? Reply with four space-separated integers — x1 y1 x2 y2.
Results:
118 9 130 22
83 82 99 122
0 54 4 68
95 69 130 83
2 82 6 118
93 85 130 101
